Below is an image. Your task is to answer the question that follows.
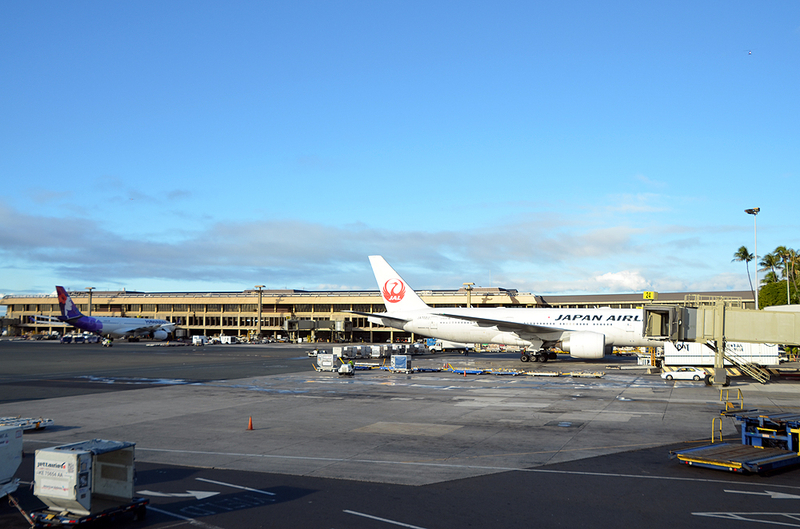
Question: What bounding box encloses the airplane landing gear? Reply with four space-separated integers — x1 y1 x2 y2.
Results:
520 350 553 363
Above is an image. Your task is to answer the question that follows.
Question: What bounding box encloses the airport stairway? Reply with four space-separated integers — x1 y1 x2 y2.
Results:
722 349 771 384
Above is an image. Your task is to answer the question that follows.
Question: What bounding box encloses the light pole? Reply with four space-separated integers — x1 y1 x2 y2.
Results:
745 208 760 309
463 282 474 308
785 254 791 305
86 287 95 316
255 285 265 339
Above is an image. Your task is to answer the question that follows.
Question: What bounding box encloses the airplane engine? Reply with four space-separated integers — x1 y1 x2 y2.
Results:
560 331 606 359
152 329 169 341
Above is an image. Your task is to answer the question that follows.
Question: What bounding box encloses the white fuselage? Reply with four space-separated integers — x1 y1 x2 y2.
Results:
64 314 174 339
94 317 173 338
373 307 658 349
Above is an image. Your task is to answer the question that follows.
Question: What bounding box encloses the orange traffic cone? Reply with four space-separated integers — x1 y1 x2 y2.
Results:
247 416 253 430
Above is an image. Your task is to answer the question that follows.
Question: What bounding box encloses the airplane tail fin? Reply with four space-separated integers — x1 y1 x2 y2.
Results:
368 256 430 312
56 286 84 320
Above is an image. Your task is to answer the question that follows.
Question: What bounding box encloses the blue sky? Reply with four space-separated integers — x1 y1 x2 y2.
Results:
1 1 798 302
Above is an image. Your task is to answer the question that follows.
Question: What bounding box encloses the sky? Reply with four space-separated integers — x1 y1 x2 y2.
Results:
1 1 798 304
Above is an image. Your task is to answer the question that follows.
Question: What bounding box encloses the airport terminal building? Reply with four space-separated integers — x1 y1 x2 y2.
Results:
0 287 755 343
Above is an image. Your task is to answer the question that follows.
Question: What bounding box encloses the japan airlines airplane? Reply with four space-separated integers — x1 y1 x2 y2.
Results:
55 286 176 340
351 256 660 362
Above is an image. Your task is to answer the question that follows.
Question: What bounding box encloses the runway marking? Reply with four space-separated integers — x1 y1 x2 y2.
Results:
146 505 225 529
131 447 800 491
725 490 800 500
138 489 219 499
344 509 428 529
195 477 277 496
693 512 800 525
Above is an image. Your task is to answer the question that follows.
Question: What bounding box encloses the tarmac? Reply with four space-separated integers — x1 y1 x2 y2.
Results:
3 343 799 488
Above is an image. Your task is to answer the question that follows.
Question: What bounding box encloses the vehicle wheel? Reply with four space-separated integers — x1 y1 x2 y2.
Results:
666 374 673 381
539 354 548 363
133 506 147 521
520 354 529 362
693 375 700 381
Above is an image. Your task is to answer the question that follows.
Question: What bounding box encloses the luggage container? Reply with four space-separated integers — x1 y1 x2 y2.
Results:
391 355 411 371
332 346 357 359
390 344 408 356
316 353 338 371
33 439 145 520
408 343 427 355
0 425 23 498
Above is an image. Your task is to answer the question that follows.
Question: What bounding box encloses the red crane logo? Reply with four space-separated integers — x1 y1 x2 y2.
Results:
382 279 406 303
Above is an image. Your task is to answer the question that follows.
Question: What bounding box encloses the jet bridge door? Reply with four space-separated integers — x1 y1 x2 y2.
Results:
643 306 683 341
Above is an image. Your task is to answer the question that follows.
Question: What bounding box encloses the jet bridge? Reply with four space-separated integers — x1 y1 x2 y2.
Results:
644 302 800 385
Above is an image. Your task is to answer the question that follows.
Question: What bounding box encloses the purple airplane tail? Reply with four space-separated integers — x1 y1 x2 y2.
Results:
56 286 84 320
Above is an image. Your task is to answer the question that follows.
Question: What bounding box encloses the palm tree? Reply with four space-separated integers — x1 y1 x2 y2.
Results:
780 248 799 303
732 246 754 295
759 253 781 283
762 270 779 285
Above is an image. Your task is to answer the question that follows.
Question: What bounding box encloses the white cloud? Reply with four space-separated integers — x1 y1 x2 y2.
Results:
0 199 788 296
594 270 650 292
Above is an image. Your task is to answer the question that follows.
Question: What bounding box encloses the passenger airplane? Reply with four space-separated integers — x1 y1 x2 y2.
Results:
55 286 176 340
350 256 660 362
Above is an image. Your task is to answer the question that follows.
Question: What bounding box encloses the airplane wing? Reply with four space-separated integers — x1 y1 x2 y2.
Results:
31 315 67 324
344 310 410 326
433 312 568 339
109 323 173 337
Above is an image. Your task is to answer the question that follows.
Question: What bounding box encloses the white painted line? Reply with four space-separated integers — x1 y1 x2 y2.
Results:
138 489 219 500
133 447 800 492
146 505 226 529
693 512 800 525
29 440 800 493
725 490 800 500
344 509 428 529
195 477 277 496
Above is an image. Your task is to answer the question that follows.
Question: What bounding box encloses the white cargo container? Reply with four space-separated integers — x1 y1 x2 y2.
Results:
0 425 23 498
664 341 779 367
332 346 357 359
34 439 136 516
192 335 208 346
316 353 338 371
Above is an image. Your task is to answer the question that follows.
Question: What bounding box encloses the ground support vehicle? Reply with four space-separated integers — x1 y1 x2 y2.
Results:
672 443 800 474
0 417 54 431
30 497 149 527
671 410 800 473
426 339 472 353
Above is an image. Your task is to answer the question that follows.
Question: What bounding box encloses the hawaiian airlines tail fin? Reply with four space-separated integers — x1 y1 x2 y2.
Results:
368 256 430 312
56 286 84 320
